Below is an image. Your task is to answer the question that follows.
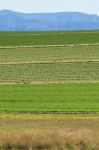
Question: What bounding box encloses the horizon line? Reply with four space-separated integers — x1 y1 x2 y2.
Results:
0 9 98 16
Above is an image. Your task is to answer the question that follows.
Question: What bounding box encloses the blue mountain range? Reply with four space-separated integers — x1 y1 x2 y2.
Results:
0 10 99 31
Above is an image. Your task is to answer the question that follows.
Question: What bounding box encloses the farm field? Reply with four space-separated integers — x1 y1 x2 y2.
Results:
0 45 99 63
0 31 99 149
0 83 99 112
0 30 99 46
0 31 99 111
0 61 99 83
0 45 99 83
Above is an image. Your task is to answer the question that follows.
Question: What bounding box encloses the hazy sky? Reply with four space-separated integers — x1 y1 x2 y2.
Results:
0 0 99 15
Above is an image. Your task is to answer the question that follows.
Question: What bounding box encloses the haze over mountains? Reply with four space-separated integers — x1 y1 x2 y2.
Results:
0 10 99 31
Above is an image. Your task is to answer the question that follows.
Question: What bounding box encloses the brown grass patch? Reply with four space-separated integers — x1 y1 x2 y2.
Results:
0 129 98 149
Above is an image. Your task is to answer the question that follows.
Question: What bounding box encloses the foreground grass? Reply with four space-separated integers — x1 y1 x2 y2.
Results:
0 83 99 112
0 129 99 150
0 113 99 149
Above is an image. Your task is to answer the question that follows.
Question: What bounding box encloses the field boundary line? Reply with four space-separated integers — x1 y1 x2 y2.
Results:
0 60 99 65
0 80 99 84
0 111 98 115
0 43 99 49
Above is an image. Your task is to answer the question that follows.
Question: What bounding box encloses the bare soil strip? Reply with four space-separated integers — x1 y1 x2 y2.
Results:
0 43 99 49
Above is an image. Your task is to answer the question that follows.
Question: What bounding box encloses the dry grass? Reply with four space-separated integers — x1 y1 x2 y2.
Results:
0 129 98 150
0 114 99 149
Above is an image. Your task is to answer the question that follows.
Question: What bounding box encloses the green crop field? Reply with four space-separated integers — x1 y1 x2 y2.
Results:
0 83 99 112
0 30 99 46
0 31 99 112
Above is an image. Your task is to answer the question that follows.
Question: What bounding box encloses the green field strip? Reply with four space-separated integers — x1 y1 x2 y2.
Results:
0 83 99 112
0 31 99 46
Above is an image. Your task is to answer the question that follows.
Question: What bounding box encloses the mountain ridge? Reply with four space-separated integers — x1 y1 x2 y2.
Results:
0 10 99 31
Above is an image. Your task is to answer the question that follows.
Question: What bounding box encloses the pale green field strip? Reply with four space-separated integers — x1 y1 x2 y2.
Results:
0 83 99 112
1 115 99 132
0 45 99 63
0 113 99 120
0 62 99 83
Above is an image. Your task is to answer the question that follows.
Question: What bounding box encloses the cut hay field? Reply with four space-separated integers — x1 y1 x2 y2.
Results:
1 45 99 63
0 45 99 83
0 61 99 83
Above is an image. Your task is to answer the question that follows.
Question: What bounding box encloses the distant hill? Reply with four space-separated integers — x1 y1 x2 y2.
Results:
0 10 99 31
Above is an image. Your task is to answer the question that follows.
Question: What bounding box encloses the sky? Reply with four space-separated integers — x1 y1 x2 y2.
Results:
0 0 99 15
